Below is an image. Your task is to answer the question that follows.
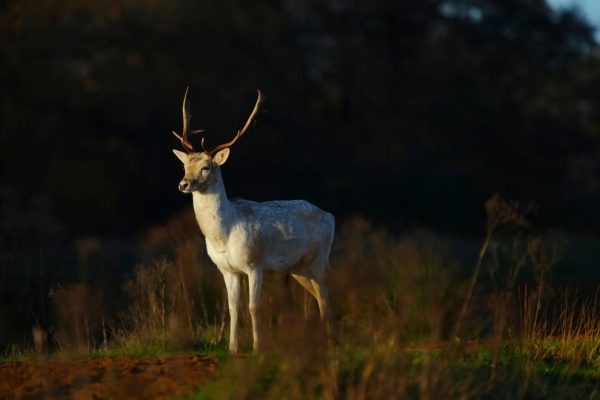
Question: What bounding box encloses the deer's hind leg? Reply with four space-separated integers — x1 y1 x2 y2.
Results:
310 276 332 324
290 255 333 335
290 268 318 319
307 241 334 336
309 266 333 336
290 270 318 298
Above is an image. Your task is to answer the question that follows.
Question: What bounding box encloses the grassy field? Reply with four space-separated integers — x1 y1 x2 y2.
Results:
2 196 600 398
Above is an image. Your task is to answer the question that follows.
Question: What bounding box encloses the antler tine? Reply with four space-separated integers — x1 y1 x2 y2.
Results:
172 86 195 152
209 90 263 156
172 130 194 152
182 86 191 137
200 136 209 154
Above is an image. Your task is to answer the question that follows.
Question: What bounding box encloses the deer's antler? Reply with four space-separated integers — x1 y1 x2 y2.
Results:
207 90 263 156
172 86 204 153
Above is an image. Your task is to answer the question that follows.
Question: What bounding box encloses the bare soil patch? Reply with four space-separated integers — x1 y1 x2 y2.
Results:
0 354 218 399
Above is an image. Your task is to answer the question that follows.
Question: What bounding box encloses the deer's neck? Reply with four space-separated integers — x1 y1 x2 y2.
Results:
191 175 235 248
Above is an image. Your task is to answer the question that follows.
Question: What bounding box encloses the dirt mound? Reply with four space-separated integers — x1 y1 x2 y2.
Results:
0 354 218 399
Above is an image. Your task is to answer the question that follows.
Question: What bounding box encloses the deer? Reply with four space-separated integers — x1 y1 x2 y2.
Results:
171 87 335 354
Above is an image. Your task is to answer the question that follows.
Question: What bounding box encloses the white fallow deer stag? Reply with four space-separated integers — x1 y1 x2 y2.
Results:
171 87 335 353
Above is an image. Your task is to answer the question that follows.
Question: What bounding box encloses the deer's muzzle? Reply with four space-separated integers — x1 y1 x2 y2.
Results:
179 180 191 193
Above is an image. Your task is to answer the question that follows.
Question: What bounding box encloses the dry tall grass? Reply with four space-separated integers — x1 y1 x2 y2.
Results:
49 283 103 351
33 198 600 398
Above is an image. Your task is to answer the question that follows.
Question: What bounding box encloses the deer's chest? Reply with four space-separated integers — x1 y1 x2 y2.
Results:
205 237 251 274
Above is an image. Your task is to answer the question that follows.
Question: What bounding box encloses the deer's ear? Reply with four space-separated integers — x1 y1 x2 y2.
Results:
172 149 188 163
213 148 230 165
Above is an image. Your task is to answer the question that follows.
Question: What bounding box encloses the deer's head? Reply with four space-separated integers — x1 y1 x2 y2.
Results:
172 87 262 193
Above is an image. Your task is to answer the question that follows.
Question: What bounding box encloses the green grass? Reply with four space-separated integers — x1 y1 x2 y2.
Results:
181 338 600 400
0 338 229 364
84 340 230 361
0 347 37 363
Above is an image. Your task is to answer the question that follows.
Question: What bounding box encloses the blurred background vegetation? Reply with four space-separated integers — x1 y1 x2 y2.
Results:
2 0 599 234
1 0 600 356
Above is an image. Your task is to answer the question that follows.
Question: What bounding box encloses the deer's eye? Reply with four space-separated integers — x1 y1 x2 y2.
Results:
201 167 210 177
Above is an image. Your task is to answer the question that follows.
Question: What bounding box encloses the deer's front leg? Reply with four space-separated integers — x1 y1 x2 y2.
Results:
248 269 264 352
222 271 241 354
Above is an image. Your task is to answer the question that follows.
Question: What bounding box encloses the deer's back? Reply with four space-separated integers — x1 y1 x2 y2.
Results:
215 199 334 273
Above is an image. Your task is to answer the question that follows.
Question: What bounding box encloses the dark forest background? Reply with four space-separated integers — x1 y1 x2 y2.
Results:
1 0 600 347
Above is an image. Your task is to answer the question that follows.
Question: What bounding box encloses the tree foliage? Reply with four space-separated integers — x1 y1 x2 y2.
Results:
0 0 599 234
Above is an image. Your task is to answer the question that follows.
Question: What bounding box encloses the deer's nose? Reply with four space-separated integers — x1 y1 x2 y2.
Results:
179 180 190 192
